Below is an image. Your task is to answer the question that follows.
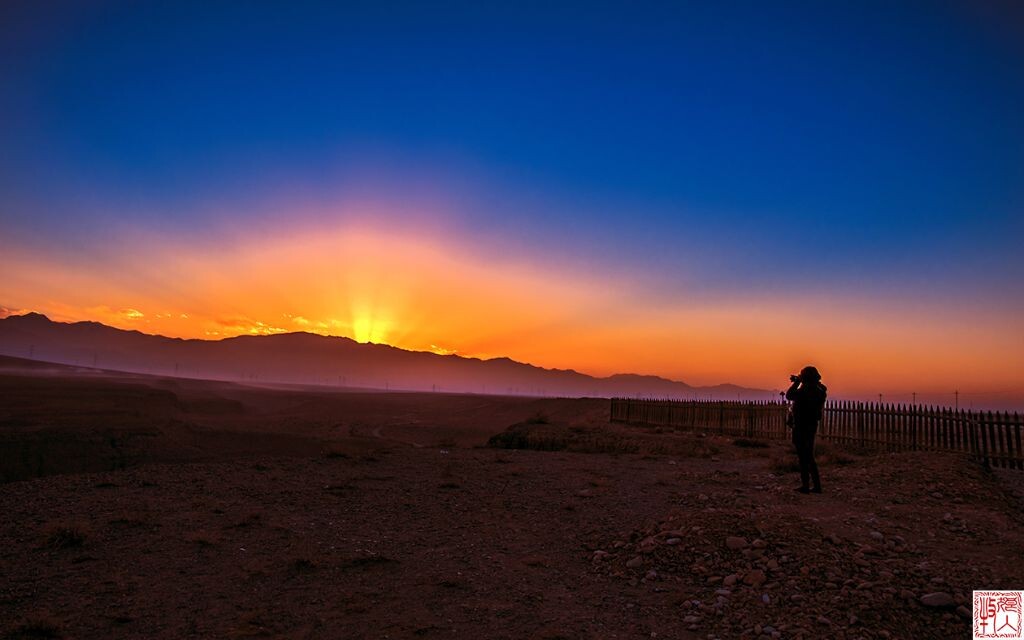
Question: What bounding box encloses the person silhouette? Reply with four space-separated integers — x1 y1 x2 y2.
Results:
785 365 827 494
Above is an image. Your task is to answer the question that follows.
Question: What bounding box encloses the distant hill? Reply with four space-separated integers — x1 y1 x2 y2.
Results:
0 312 776 399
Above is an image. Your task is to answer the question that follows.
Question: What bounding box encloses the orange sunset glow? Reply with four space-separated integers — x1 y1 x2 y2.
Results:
2 213 1021 400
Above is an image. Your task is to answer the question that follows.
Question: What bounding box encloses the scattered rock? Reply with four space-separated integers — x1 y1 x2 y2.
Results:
726 536 748 550
744 570 766 587
920 592 956 609
626 556 644 569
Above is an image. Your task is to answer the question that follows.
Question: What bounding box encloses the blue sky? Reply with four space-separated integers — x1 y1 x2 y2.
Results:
1 1 1023 395
4 2 1023 279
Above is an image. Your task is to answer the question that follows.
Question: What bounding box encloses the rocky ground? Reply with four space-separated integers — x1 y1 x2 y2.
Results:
1 368 1022 639
586 448 1022 640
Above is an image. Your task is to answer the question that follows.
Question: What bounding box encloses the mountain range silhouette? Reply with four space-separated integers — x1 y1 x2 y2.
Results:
0 313 775 399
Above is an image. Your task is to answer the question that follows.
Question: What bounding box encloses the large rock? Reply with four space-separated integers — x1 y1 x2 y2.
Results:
726 536 749 550
920 592 956 608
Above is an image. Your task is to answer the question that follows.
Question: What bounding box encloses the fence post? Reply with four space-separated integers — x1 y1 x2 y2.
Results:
1015 412 1022 471
913 403 921 448
979 411 990 469
990 411 1000 469
857 402 865 449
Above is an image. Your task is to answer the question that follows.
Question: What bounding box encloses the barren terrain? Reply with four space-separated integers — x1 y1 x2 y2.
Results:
1 360 1022 639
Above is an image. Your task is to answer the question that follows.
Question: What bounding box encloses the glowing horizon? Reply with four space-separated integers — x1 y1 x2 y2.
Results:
2 202 1022 400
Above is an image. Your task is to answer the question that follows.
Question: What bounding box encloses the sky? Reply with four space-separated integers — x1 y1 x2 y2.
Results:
1 1 1023 401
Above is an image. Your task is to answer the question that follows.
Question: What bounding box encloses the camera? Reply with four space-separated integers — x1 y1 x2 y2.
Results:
790 374 801 383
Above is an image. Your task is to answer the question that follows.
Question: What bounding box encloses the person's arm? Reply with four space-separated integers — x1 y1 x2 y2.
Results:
785 381 801 402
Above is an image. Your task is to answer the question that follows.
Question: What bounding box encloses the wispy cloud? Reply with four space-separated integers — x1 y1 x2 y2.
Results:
0 306 30 319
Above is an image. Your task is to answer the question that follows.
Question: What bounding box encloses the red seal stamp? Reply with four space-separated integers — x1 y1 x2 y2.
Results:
975 591 1023 639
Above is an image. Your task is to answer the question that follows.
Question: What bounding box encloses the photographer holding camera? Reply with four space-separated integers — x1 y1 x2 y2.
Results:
785 366 827 494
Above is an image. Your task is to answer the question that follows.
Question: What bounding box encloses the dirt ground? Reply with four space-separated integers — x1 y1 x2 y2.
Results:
1 363 1022 639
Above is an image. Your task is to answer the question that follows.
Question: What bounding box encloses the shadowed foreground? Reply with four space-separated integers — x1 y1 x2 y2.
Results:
1 365 1022 639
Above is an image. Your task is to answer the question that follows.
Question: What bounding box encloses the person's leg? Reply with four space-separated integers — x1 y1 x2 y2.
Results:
794 428 810 491
808 430 821 492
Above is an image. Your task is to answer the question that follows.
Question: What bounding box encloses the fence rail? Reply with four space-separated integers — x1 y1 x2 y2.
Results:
609 398 1023 470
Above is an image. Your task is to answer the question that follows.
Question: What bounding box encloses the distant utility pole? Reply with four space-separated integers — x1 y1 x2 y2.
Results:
878 393 883 404
955 390 959 411
912 392 917 405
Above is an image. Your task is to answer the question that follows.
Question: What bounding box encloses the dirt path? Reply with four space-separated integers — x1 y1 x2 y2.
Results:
346 423 426 449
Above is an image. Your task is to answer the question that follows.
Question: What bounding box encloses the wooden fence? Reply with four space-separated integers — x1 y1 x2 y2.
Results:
609 398 1024 470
